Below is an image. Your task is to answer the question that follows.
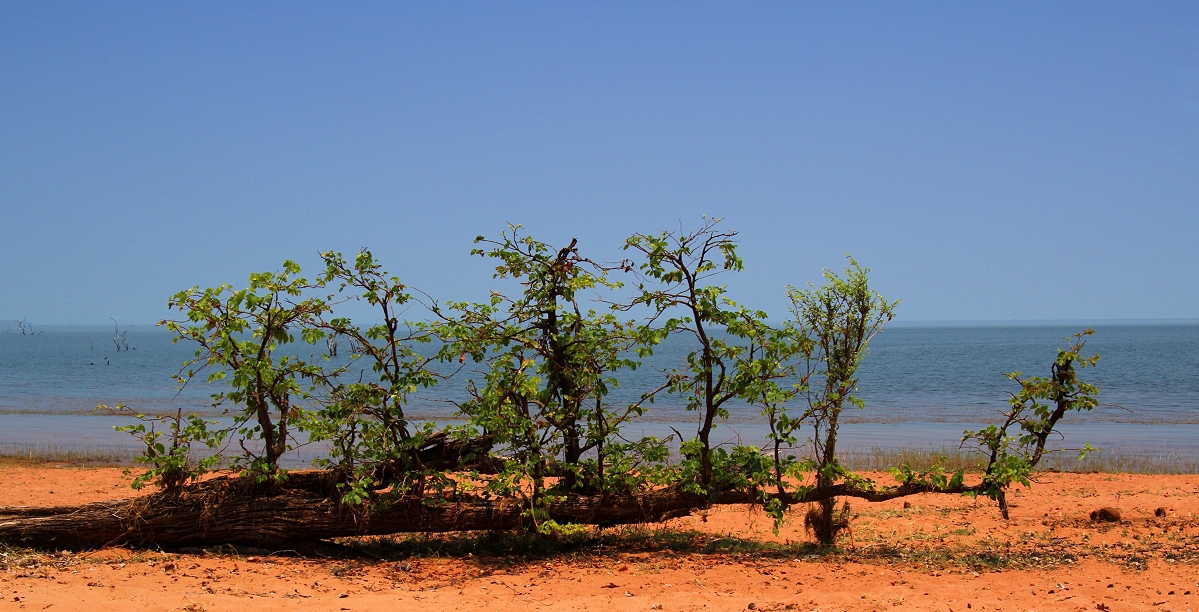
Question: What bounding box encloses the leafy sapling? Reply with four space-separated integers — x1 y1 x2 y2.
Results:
310 249 456 505
787 256 898 545
438 226 653 532
734 319 812 528
623 217 774 494
100 405 223 494
963 329 1100 519
161 260 331 480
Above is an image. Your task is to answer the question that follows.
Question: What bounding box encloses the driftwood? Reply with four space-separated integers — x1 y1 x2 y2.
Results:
0 468 983 550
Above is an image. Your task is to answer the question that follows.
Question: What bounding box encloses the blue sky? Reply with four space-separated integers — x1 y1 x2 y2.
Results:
2 2 1197 324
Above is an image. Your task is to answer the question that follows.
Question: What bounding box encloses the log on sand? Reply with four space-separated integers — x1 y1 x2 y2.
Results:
0 468 978 550
0 471 710 549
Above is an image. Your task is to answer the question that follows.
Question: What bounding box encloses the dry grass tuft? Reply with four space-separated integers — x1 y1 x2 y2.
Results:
0 444 135 467
839 446 1199 475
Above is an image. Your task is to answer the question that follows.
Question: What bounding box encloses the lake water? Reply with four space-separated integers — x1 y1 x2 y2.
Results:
1 322 1197 464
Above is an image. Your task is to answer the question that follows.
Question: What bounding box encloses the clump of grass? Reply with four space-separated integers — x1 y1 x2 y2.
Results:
0 444 135 467
837 445 1199 475
1037 450 1199 475
840 447 988 473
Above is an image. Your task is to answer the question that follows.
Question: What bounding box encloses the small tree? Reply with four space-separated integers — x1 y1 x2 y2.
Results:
162 261 329 478
310 249 450 504
735 319 812 521
787 256 897 545
438 227 653 530
964 329 1100 519
101 405 222 494
623 217 779 493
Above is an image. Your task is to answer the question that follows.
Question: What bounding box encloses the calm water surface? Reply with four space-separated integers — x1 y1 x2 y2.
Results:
2 322 1196 461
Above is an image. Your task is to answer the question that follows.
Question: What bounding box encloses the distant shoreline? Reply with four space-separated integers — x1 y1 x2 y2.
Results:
3 412 1198 470
6 318 1199 331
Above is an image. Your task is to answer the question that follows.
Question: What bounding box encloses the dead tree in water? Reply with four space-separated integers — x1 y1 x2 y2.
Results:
110 318 130 351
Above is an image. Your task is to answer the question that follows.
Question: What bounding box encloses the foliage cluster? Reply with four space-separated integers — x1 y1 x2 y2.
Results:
110 218 1100 546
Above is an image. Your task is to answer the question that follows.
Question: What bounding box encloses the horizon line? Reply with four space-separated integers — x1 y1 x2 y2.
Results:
4 317 1198 329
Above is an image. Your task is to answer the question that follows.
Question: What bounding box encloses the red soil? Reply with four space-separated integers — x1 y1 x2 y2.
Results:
2 464 1198 611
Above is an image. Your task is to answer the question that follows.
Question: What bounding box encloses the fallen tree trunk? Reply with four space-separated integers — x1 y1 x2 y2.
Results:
0 471 983 550
0 475 707 549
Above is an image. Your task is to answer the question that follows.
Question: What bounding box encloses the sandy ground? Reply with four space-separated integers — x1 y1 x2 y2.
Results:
2 464 1199 611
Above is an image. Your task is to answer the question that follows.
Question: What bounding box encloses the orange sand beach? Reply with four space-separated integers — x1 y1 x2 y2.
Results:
2 465 1198 611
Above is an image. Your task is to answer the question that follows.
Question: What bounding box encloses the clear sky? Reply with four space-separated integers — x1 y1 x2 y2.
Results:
2 2 1197 325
